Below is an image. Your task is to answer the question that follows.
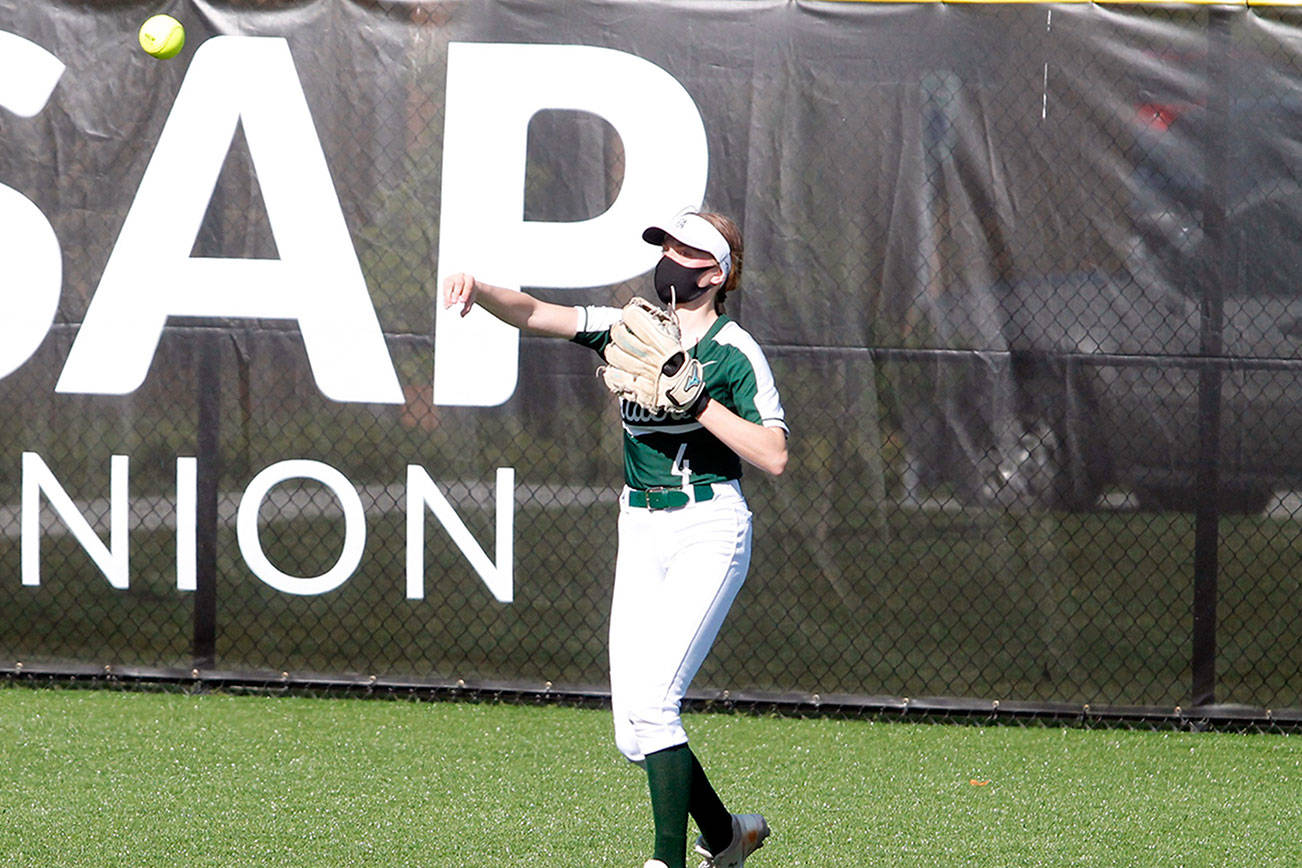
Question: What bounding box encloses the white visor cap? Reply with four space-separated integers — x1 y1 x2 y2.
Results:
642 209 732 281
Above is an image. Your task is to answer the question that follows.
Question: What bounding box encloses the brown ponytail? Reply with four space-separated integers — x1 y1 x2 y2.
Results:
697 212 743 316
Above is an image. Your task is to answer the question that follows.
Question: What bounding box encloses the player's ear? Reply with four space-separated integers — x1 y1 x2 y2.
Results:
707 266 725 286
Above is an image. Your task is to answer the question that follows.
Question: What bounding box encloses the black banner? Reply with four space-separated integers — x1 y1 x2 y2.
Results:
1 1 1299 717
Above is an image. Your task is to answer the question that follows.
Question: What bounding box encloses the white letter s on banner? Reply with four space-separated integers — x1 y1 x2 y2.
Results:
0 31 64 380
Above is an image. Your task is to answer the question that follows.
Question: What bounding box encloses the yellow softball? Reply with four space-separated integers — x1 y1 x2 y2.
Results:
138 14 185 60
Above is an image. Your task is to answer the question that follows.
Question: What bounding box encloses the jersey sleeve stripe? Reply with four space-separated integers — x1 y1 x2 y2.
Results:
714 322 787 430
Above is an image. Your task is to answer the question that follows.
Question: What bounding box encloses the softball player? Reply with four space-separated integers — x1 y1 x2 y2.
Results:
443 209 787 868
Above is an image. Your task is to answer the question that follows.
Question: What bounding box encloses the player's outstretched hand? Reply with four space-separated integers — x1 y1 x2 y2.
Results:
442 272 479 317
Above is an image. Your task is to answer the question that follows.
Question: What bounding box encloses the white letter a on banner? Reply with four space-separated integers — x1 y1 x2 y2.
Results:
57 36 401 404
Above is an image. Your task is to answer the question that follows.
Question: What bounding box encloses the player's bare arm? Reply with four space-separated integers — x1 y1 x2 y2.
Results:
697 400 788 476
441 273 579 338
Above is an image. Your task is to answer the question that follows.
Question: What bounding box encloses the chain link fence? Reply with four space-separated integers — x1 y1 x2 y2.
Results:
0 0 1299 726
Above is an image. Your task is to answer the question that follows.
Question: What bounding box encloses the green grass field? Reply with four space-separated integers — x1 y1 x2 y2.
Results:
0 688 1296 866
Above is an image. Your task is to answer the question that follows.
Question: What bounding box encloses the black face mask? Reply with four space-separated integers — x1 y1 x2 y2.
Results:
653 256 714 306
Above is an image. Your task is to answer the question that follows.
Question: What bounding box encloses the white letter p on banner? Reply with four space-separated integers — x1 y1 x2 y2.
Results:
434 43 709 406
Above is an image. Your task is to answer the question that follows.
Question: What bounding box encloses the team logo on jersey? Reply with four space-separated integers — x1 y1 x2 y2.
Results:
621 400 693 423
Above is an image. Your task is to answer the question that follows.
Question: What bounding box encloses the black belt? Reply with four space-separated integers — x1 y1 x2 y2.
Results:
627 484 715 510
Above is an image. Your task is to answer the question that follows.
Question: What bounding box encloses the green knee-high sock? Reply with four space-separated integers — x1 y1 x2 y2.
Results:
688 751 734 855
644 743 693 868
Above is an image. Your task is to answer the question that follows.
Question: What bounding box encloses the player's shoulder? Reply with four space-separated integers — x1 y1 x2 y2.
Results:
706 317 772 370
712 317 762 350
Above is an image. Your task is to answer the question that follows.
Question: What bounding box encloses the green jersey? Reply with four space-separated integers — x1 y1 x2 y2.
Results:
573 305 788 489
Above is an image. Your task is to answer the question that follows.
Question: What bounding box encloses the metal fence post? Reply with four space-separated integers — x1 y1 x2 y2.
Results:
193 332 220 670
1191 7 1233 708
191 173 225 671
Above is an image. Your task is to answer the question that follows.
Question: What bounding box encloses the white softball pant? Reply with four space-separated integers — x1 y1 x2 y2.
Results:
609 480 754 763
